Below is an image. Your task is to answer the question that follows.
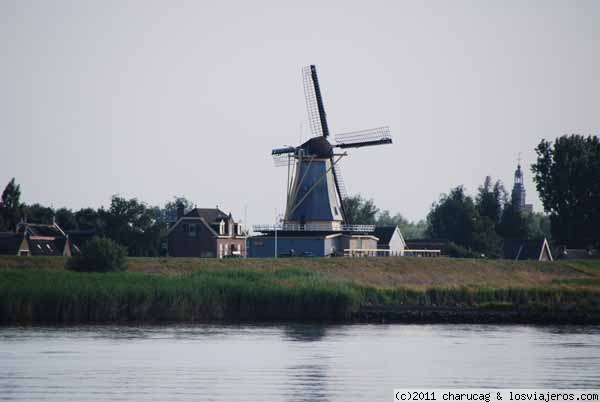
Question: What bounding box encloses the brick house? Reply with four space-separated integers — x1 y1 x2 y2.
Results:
167 206 246 258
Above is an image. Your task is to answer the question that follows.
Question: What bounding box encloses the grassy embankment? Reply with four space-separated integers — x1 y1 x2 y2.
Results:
1 256 600 324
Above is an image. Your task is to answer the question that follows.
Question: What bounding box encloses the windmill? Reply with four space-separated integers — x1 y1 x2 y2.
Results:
271 65 392 231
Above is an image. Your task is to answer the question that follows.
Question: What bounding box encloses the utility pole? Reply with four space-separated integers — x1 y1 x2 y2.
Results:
244 203 248 258
274 209 278 258
274 225 278 259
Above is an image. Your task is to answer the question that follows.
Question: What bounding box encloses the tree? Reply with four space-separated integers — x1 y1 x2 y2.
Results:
376 210 426 239
528 212 552 241
427 186 477 247
66 237 127 272
476 176 506 225
55 208 78 231
75 207 104 231
532 135 600 248
23 203 54 224
343 195 379 225
427 186 501 257
497 201 531 240
161 196 194 223
101 196 166 256
0 178 23 231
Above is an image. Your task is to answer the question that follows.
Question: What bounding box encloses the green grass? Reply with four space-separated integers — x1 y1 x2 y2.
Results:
1 265 600 323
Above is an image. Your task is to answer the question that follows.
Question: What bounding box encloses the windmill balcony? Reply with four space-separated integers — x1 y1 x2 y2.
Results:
253 223 376 233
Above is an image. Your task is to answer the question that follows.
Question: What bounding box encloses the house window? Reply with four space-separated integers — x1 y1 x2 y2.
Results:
188 224 197 237
219 220 225 235
237 224 242 236
182 223 188 233
334 206 339 216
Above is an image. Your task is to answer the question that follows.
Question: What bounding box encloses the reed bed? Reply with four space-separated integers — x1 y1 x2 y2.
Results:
0 268 360 323
1 266 599 323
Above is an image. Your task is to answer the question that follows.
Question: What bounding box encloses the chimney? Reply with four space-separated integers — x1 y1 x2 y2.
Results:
176 201 185 219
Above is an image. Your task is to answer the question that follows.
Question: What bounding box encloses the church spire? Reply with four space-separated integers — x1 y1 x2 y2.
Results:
511 153 532 213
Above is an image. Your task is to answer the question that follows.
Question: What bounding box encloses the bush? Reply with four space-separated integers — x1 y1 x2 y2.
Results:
443 242 481 258
66 237 127 272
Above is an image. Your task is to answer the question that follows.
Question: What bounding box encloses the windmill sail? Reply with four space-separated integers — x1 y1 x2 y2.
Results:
335 126 392 148
302 65 330 138
271 146 296 155
331 159 348 221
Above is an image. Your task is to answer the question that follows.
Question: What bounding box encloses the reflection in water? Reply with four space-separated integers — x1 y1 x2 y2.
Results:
0 324 599 402
286 363 329 402
283 324 332 402
282 324 329 342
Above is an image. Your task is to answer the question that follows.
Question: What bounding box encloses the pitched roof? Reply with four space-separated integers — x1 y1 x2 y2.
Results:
185 208 230 223
0 233 23 255
374 226 398 245
18 223 65 237
167 215 219 237
28 238 64 256
503 238 552 261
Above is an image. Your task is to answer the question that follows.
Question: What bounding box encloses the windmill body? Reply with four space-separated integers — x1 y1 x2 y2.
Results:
249 65 392 257
286 157 344 230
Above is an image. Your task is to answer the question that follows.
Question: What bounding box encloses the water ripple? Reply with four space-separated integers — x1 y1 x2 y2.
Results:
1 324 600 401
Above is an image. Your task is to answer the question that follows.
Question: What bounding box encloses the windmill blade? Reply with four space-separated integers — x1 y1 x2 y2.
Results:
331 157 348 221
302 65 330 138
334 126 392 149
272 146 296 167
272 146 296 155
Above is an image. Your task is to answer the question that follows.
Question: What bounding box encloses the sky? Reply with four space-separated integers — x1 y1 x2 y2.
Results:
1 0 599 227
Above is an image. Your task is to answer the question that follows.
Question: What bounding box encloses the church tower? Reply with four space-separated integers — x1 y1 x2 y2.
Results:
511 157 533 213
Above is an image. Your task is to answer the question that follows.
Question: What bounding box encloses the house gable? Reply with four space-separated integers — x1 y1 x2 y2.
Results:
539 238 553 261
503 238 553 261
167 217 218 257
374 226 406 251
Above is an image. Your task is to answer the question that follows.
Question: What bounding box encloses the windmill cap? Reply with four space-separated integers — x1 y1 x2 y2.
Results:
300 136 333 158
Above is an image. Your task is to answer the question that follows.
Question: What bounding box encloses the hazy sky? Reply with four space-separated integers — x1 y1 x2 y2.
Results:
1 0 599 226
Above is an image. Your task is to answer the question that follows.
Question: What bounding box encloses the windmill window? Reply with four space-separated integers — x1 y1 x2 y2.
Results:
334 207 339 216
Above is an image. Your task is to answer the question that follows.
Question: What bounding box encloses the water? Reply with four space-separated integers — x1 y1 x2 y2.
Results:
1 324 599 401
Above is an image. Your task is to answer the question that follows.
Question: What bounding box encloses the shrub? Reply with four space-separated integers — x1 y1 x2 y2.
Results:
443 242 480 258
66 237 127 272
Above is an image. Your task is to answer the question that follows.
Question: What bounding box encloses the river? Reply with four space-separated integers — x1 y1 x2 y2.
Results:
1 325 599 401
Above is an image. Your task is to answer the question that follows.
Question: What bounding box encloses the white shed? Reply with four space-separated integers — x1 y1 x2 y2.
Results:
374 226 406 256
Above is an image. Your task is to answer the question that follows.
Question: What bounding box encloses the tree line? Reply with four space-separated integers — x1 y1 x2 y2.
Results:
1 134 597 258
0 180 190 257
345 134 599 257
345 176 551 258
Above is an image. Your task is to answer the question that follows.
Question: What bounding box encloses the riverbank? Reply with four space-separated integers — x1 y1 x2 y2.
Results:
1 257 599 324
